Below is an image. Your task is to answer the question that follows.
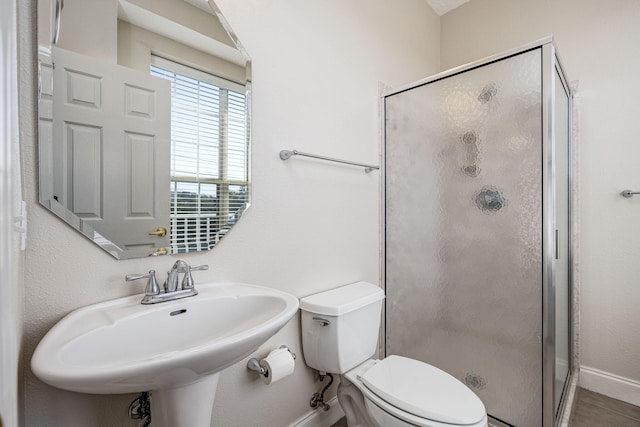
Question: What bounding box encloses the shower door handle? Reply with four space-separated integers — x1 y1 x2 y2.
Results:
555 229 559 260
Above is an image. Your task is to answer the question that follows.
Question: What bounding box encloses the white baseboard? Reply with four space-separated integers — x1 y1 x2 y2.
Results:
579 366 640 407
290 396 345 427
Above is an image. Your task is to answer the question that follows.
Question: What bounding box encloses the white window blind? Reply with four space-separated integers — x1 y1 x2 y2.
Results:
151 57 249 253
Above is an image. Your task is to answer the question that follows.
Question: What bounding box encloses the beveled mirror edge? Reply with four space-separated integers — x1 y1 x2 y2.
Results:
207 0 252 84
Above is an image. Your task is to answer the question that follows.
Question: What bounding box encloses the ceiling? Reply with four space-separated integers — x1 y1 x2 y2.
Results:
425 0 470 16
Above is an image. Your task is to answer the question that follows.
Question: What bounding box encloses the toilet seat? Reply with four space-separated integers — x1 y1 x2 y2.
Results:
346 356 487 427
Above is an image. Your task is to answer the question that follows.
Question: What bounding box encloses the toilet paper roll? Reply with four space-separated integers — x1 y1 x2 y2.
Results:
259 348 295 385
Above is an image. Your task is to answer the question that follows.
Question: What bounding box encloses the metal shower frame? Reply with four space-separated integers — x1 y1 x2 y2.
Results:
380 36 574 427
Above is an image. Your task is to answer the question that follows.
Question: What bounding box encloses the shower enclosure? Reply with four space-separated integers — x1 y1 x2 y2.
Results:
384 38 572 427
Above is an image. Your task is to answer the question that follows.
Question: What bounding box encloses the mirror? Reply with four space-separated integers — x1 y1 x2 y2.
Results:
37 0 251 259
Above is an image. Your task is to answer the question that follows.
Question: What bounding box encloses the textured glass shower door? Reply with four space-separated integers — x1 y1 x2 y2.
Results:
385 48 544 426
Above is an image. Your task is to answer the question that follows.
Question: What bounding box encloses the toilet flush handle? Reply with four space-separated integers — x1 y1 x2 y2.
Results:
312 317 331 326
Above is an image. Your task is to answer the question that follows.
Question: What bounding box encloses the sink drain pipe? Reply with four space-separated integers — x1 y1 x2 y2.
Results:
128 392 151 427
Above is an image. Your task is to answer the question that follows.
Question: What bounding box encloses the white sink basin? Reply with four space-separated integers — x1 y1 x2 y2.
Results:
31 282 299 395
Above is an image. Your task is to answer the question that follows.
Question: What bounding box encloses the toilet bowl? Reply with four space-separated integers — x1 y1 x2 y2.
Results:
339 357 487 427
300 282 487 427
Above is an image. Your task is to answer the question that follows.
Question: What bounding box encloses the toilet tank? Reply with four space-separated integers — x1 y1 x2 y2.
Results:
300 282 385 374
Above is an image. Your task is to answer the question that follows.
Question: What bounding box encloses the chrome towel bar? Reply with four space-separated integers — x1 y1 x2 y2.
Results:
280 149 380 173
621 190 640 198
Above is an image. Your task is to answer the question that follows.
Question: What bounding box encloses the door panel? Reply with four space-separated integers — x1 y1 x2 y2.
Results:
52 46 170 253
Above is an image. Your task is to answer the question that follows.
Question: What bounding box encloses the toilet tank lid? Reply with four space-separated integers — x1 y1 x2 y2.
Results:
299 281 385 316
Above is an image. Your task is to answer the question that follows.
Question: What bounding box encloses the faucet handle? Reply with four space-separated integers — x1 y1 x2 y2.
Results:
181 264 208 290
125 270 161 297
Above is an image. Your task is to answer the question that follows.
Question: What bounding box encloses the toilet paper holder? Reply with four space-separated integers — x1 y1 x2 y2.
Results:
247 345 296 378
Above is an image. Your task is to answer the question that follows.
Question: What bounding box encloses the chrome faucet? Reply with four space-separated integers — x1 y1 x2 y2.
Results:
165 260 187 293
164 260 208 293
126 260 208 304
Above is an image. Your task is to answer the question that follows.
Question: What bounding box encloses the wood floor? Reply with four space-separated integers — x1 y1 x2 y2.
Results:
330 387 640 427
330 418 347 427
570 388 640 426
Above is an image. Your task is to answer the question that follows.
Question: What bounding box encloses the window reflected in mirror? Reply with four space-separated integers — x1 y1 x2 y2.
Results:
150 57 249 253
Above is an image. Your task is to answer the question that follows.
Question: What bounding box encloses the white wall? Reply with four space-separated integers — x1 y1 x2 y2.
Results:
20 1 440 426
441 0 640 400
54 0 118 61
1 1 24 426
117 21 246 84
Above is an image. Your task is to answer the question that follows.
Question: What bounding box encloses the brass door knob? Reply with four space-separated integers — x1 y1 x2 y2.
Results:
148 227 167 237
153 248 168 256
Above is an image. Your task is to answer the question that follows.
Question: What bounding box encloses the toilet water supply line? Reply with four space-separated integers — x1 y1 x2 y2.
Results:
310 372 334 411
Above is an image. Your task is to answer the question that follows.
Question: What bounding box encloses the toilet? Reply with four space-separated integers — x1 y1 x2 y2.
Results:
300 281 488 427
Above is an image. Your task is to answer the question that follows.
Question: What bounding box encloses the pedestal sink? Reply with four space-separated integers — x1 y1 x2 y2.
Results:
31 282 299 427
